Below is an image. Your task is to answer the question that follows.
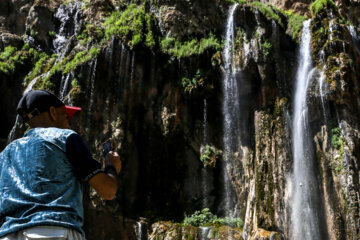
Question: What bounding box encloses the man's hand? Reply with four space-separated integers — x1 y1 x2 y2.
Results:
88 151 122 200
105 151 121 174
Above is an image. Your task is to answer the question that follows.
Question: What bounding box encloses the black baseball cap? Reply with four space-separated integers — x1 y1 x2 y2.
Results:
17 89 81 121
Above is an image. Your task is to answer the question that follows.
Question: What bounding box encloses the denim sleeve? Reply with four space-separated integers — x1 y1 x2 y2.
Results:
65 133 103 182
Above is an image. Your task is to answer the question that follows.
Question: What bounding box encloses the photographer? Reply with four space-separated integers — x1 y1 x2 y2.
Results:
0 90 121 240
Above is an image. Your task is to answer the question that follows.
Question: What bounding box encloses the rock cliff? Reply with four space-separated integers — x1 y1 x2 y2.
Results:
1 0 360 240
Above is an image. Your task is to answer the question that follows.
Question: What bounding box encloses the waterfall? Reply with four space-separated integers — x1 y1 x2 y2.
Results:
136 221 143 240
199 226 212 240
348 26 360 56
59 73 72 101
290 19 322 240
7 115 20 144
53 1 83 54
319 70 328 120
88 58 98 114
203 99 208 143
201 98 211 209
221 3 239 216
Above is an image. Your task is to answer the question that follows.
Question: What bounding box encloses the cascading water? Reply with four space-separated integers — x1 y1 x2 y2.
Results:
221 3 239 217
319 70 328 121
348 26 360 56
59 73 73 100
6 116 20 144
290 19 322 240
53 1 83 54
203 99 208 143
200 98 211 209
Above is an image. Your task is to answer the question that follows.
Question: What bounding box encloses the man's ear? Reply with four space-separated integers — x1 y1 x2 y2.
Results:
48 106 57 122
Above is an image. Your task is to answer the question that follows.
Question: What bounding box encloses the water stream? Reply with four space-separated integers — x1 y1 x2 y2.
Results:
348 26 360 56
290 19 321 240
221 3 239 217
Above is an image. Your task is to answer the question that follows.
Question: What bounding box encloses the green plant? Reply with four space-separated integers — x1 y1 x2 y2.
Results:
200 145 221 168
161 34 221 59
48 31 56 37
25 52 52 83
310 0 336 16
287 11 306 40
226 0 246 4
77 24 104 45
104 4 157 49
183 208 243 228
0 45 39 75
331 127 345 150
251 1 284 28
63 46 100 73
181 69 206 93
261 40 272 57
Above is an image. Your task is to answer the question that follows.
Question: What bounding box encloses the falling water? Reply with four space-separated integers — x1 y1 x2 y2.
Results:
221 3 239 216
7 115 20 144
88 58 98 114
203 99 208 143
319 70 328 121
199 226 212 240
53 2 83 54
130 52 136 92
136 221 143 240
59 73 72 100
348 26 360 56
201 98 211 209
291 19 321 240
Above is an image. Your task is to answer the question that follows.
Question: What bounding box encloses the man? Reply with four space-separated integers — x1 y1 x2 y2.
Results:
0 89 121 240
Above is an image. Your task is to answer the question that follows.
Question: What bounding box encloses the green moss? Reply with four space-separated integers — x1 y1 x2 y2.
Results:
226 0 246 4
330 127 346 174
310 0 336 16
64 46 100 73
25 53 54 83
261 39 272 57
104 4 157 49
0 45 40 76
77 24 104 45
161 33 221 59
251 1 284 28
287 12 306 40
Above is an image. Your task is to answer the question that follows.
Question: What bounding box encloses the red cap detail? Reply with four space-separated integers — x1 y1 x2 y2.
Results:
62 106 82 120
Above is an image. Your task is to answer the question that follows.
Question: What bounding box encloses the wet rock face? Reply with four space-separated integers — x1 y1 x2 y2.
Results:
264 0 313 16
150 0 228 38
0 0 33 35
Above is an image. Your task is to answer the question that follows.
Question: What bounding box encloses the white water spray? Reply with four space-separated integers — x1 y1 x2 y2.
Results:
290 19 321 240
221 3 239 217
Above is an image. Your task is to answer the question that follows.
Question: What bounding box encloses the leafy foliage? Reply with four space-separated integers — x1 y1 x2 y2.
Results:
310 0 336 16
0 45 39 75
226 0 246 4
181 69 206 93
261 40 272 57
200 145 221 168
64 47 100 73
161 34 222 59
104 4 157 49
183 208 243 228
251 1 284 28
331 127 346 150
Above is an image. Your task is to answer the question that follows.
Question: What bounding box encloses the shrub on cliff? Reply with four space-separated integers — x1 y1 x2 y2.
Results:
104 4 157 49
183 208 243 228
310 0 336 16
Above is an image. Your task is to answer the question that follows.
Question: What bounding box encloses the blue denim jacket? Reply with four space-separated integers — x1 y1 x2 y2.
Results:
0 127 84 237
